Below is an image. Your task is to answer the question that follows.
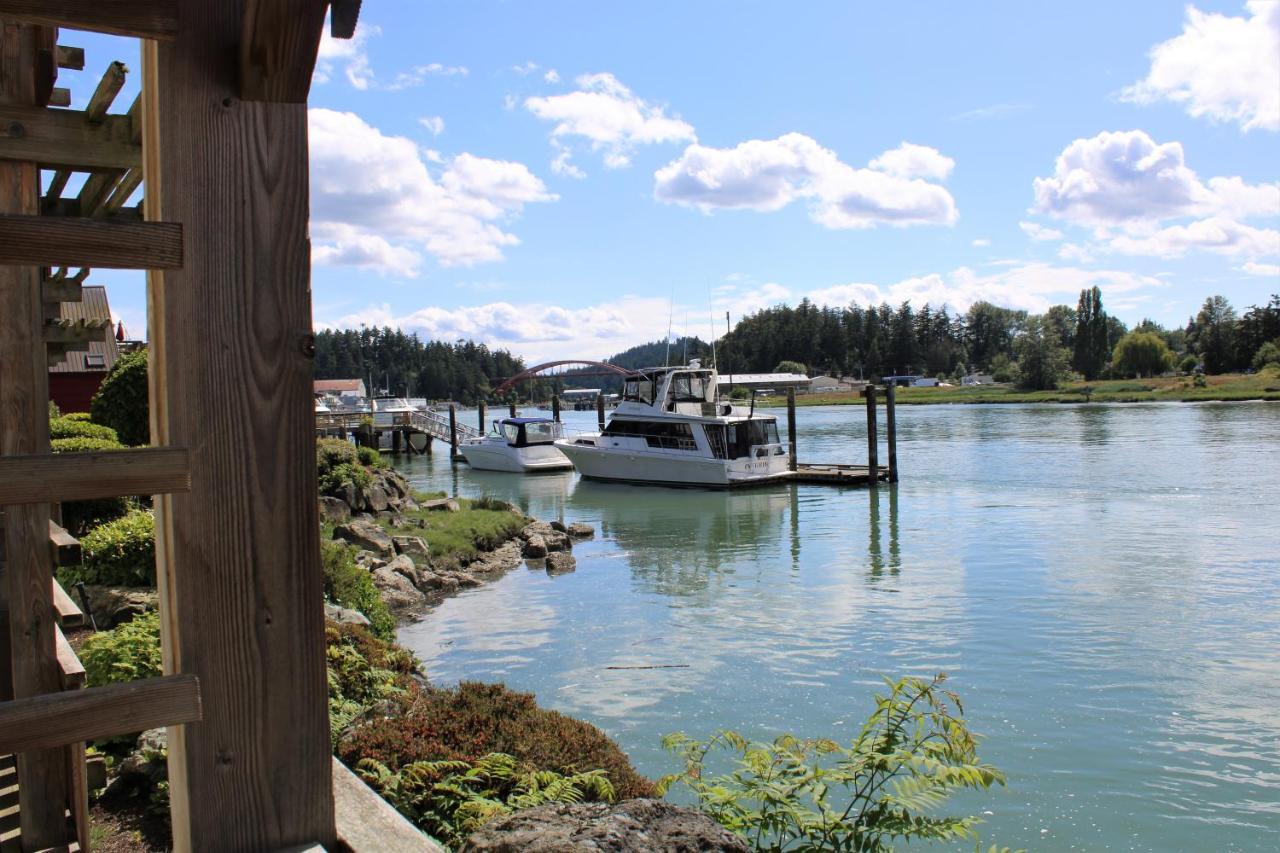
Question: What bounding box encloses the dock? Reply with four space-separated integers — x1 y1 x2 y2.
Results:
785 463 890 486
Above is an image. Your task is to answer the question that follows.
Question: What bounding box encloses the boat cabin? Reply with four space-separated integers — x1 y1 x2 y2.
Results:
493 417 563 447
623 364 733 417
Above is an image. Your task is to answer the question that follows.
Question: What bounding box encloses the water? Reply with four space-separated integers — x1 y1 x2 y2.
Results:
394 404 1280 851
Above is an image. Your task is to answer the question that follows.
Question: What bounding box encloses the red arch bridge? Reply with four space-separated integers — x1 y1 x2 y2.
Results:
492 360 632 395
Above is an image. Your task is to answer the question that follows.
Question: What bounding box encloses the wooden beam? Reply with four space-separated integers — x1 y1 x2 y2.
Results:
0 674 201 754
48 85 70 107
329 0 361 39
55 625 85 690
55 44 84 70
0 105 139 170
44 318 111 344
52 577 85 627
42 276 83 301
0 0 180 40
0 214 182 268
146 3 336 843
49 521 82 567
85 59 126 122
0 447 191 504
0 17 74 846
239 0 328 102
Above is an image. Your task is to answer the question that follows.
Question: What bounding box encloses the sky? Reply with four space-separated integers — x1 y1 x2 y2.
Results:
67 1 1280 363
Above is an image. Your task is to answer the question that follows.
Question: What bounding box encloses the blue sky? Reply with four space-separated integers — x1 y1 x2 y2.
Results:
71 1 1279 362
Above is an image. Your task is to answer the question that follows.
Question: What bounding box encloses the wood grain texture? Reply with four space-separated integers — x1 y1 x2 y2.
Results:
0 0 179 40
0 16 74 846
52 577 83 626
49 522 82 570
332 757 444 852
54 624 83 689
0 447 190 503
54 44 83 70
0 213 181 268
145 2 335 848
239 0 327 103
0 674 201 753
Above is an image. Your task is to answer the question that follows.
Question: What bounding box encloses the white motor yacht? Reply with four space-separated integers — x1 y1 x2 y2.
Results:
555 361 791 487
370 397 417 428
460 417 574 472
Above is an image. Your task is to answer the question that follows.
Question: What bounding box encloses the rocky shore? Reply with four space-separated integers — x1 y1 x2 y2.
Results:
320 466 593 624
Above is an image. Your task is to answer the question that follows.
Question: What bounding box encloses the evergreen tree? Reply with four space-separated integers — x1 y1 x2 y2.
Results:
1073 287 1110 380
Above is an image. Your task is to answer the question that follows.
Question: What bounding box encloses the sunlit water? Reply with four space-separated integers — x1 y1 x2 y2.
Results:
394 403 1280 851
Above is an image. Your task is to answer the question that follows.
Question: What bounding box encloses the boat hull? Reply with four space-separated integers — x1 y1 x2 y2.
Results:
557 441 790 488
460 440 573 473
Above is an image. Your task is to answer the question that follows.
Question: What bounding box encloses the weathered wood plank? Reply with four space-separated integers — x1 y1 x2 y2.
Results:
0 0 180 40
55 44 84 70
144 2 335 845
330 0 361 39
239 0 328 103
0 214 181 268
42 275 82 301
48 85 70 107
0 447 190 504
84 59 126 121
43 319 110 344
0 675 201 754
333 757 444 852
0 17 74 846
55 625 84 690
52 577 84 627
49 522 82 569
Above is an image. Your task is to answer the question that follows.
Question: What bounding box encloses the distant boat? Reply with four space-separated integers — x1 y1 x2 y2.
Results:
460 417 574 473
556 360 791 488
370 397 416 427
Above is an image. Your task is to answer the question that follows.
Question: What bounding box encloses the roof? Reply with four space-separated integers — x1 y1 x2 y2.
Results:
714 373 809 384
503 417 556 425
48 286 120 374
315 379 364 393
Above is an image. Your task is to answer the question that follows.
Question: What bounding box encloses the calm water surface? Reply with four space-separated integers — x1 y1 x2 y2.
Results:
395 403 1280 851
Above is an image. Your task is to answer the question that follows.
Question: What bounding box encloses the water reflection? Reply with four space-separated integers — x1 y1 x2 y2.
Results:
866 486 900 583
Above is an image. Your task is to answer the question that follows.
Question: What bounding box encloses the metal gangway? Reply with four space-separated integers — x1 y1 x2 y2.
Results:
406 409 482 442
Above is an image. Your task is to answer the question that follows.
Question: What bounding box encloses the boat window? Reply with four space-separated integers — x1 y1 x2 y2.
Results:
725 419 780 458
623 378 655 405
602 419 697 451
705 424 728 459
668 372 712 403
502 422 521 444
523 421 559 445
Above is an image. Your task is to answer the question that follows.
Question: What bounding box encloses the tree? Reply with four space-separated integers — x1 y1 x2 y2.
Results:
1254 340 1280 371
91 348 150 446
1111 331 1174 378
773 360 807 375
1186 295 1239 374
1073 287 1110 380
1015 316 1070 390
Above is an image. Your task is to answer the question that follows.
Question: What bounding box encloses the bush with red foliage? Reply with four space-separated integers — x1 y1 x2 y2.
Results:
337 681 656 800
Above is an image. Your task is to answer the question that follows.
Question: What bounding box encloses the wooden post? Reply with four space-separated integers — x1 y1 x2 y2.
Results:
391 428 402 455
509 401 517 418
142 3 335 846
596 394 605 431
551 393 560 423
448 403 458 459
0 18 74 847
478 401 486 433
865 384 879 486
786 387 798 472
885 382 898 483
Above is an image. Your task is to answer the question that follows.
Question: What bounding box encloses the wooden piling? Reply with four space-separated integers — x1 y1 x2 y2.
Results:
552 394 560 422
865 384 879 487
885 383 898 483
596 394 606 431
478 401 486 434
509 401 517 418
449 404 459 460
391 428 402 455
786 387 798 472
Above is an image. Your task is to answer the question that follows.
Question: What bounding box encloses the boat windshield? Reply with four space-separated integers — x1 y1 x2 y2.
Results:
501 422 521 443
523 421 559 444
668 372 712 403
623 377 655 404
712 418 781 459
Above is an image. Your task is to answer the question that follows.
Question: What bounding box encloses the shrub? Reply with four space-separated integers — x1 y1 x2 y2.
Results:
1111 331 1174 378
338 681 656 800
357 445 389 469
50 416 119 442
91 348 150 446
317 437 359 472
357 753 615 848
659 674 1004 851
1254 340 1280 371
51 436 126 454
80 610 164 687
326 621 420 744
72 509 156 587
62 411 93 422
1179 354 1199 374
319 462 372 497
322 539 395 641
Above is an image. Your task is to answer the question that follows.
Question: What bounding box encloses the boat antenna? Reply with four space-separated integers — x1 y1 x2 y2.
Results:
664 290 675 368
708 298 718 372
725 311 733 389
683 311 689 364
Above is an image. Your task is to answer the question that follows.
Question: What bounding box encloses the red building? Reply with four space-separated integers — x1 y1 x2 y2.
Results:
48 285 120 413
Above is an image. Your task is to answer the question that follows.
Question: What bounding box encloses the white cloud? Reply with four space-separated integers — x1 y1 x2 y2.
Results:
949 103 1032 122
388 63 468 91
543 69 560 84
1020 221 1064 241
971 238 991 247
1106 217 1280 258
320 296 690 363
1122 0 1280 132
512 61 539 75
869 142 955 181
525 72 696 172
654 132 958 230
1057 243 1095 263
1242 261 1280 276
418 115 444 136
308 108 556 273
315 24 378 90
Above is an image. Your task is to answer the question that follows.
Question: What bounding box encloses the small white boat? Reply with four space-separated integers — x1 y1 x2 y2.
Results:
460 417 574 472
555 360 791 488
371 397 417 427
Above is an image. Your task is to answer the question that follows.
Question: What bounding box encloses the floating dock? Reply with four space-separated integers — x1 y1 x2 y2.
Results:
786 462 890 486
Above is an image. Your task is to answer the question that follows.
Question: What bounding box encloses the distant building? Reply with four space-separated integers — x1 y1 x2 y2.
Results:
48 285 119 413
714 372 810 394
882 375 939 388
314 378 367 400
961 373 995 386
808 375 850 393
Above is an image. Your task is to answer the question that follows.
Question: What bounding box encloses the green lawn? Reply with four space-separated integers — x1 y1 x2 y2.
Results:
381 493 526 565
761 368 1280 407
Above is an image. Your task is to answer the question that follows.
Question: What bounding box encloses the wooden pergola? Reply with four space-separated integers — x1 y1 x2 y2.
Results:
0 1 409 850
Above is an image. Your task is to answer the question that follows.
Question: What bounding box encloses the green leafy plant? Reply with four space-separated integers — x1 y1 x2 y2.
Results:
319 461 372 497
658 674 1004 852
318 437 359 471
91 348 150 446
356 752 615 848
80 610 164 687
69 509 157 587
50 416 120 442
322 539 395 640
326 621 420 744
51 436 127 454
357 445 390 469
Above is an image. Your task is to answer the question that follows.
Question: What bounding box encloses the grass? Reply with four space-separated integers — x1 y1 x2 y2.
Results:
380 492 527 566
762 368 1280 407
